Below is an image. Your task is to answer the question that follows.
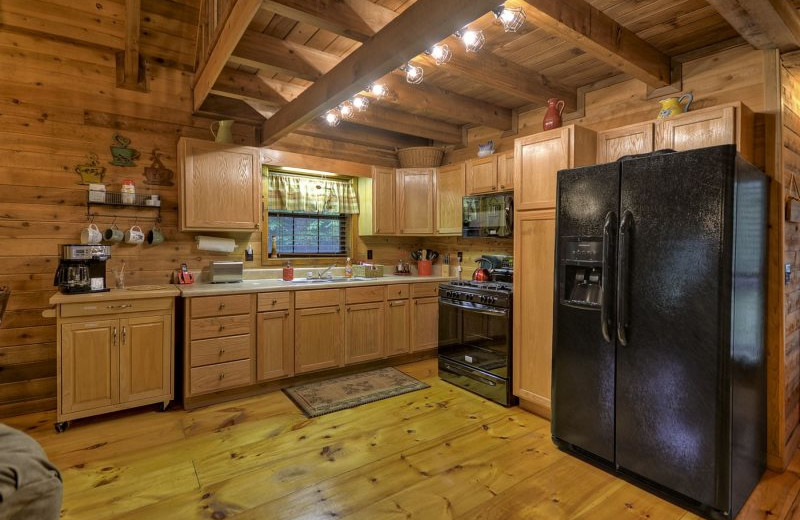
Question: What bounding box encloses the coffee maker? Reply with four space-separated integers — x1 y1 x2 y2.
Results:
54 244 111 294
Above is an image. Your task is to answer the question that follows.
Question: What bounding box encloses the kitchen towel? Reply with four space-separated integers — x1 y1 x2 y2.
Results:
195 235 235 253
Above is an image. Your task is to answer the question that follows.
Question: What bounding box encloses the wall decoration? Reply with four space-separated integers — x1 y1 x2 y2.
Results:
143 149 174 186
74 153 106 184
109 134 140 167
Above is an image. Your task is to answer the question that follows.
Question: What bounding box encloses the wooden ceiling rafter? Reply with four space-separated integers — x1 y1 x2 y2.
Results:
705 0 800 52
259 0 514 146
116 0 146 91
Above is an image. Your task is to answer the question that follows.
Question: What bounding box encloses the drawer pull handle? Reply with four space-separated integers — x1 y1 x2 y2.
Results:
106 304 132 309
219 325 225 331
500 184 505 189
122 326 127 346
113 327 118 345
491 186 496 190
219 303 226 310
219 348 225 355
271 299 277 305
218 373 225 380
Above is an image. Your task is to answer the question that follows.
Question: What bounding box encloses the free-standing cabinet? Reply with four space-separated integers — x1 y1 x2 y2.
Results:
178 137 261 232
396 168 435 235
513 210 556 417
436 162 466 235
514 125 596 211
53 291 177 431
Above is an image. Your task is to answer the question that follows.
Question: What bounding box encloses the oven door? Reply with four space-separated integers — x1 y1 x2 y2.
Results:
438 298 511 379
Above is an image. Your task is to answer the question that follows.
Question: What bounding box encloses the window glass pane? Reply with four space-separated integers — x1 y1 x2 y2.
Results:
267 211 347 256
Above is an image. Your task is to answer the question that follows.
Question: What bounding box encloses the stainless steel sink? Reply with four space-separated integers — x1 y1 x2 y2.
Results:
286 277 350 284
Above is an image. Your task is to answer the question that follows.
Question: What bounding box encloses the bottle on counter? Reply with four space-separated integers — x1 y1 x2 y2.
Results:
282 261 294 281
345 257 353 278
269 235 278 258
121 179 136 204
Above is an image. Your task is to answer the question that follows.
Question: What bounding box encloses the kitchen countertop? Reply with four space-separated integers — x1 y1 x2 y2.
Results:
49 285 181 305
177 275 454 297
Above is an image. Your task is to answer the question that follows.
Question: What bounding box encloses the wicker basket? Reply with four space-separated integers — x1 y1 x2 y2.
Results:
353 264 384 278
396 147 444 168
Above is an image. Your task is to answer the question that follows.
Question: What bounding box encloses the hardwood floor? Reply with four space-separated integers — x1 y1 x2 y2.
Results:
3 359 798 519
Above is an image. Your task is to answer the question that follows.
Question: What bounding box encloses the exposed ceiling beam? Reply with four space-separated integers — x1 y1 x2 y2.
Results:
116 0 145 90
259 0 396 42
295 121 430 149
198 95 265 125
520 0 671 88
705 0 800 52
273 133 399 167
260 0 502 146
193 0 262 112
215 68 462 143
230 30 339 80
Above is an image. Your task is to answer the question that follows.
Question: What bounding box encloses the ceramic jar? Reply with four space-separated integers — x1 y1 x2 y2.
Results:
543 98 566 131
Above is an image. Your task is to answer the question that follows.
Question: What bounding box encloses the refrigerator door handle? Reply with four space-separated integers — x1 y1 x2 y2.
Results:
601 211 617 342
617 210 633 346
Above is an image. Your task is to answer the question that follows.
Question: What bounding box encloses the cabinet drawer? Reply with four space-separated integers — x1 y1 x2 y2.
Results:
190 359 251 395
346 285 384 304
411 283 439 298
257 291 291 311
190 294 251 318
191 334 251 367
60 297 172 318
295 289 342 309
191 314 252 340
386 284 409 300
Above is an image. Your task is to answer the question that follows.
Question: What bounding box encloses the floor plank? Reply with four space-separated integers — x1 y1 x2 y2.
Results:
2 359 799 520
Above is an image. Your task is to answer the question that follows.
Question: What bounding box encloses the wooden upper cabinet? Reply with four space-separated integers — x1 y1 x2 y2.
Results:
466 155 498 194
655 103 754 163
514 125 596 211
597 122 654 163
358 166 396 236
396 168 435 235
178 137 261 231
436 162 465 235
497 152 514 191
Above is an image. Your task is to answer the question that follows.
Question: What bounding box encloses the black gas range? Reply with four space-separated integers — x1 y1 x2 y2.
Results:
438 279 516 406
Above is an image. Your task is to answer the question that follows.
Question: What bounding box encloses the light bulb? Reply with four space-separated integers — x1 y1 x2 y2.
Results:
494 5 525 32
339 101 354 119
352 96 369 111
324 109 340 126
404 63 423 84
429 44 452 65
370 83 388 97
459 29 485 52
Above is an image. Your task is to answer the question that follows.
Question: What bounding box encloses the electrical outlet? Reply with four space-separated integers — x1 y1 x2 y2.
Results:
786 264 792 285
367 249 373 260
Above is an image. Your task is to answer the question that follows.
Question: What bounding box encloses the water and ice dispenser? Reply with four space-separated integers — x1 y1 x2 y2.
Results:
559 238 604 308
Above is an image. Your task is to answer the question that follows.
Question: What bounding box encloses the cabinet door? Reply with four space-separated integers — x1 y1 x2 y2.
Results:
295 306 343 373
497 153 514 191
597 122 654 163
411 297 439 352
655 105 736 153
372 166 397 234
345 302 385 364
61 320 118 413
119 315 172 403
436 163 465 235
513 210 556 413
179 138 261 231
466 155 498 194
257 310 294 381
385 300 410 356
396 168 435 235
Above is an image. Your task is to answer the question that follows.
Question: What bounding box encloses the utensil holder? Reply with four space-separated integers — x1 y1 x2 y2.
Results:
417 260 432 276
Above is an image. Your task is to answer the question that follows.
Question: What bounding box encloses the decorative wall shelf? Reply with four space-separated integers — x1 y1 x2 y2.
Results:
86 191 162 221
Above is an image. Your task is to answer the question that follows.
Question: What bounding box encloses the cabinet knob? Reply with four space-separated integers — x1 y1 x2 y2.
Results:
219 348 225 355
218 373 225 380
499 184 505 189
491 186 496 190
219 325 225 331
271 299 277 305
219 302 226 310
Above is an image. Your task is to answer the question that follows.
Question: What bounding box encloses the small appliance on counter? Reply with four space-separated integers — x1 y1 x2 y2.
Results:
209 261 243 283
53 244 111 294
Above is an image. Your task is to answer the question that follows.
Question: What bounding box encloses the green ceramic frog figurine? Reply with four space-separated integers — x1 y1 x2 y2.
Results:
657 92 693 119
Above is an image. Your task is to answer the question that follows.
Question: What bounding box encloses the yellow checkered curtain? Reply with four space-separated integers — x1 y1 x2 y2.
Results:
267 172 359 214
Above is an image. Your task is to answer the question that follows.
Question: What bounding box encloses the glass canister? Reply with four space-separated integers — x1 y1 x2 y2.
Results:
121 178 136 204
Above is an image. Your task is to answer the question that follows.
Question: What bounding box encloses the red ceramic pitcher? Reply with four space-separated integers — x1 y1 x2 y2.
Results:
543 98 566 131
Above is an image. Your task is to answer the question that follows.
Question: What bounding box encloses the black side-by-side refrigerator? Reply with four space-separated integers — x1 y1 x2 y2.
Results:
551 145 767 519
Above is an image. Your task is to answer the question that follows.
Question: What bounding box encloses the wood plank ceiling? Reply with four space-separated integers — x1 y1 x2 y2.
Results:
195 0 800 164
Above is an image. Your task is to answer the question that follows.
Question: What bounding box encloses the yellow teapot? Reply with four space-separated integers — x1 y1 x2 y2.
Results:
657 93 693 119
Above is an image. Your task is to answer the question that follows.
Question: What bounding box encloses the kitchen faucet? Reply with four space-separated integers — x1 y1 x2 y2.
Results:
311 263 336 279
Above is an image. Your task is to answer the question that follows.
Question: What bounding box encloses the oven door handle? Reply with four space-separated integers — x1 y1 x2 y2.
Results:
439 298 509 317
441 362 498 386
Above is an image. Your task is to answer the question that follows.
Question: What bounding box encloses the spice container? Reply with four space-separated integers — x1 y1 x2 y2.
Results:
121 179 136 204
282 261 294 281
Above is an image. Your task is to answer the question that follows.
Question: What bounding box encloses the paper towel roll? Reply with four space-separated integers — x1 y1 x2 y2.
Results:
196 235 236 253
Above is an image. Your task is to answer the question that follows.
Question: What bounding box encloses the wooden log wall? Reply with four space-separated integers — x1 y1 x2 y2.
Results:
0 29 261 418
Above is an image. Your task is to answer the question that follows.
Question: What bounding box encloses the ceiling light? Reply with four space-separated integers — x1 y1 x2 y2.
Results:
324 109 340 126
369 83 388 97
401 63 424 84
428 44 452 65
352 95 369 111
339 101 355 119
457 28 485 53
492 4 526 32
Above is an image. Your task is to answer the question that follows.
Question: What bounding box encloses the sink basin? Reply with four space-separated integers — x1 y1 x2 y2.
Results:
286 277 350 284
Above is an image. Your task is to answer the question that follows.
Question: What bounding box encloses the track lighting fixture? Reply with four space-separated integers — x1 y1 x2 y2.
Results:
352 95 369 111
400 63 424 84
324 109 340 126
427 44 452 65
492 4 526 32
456 28 485 53
369 83 389 98
339 101 355 119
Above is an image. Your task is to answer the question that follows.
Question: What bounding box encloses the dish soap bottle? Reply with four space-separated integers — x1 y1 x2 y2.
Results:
282 261 294 281
345 257 353 278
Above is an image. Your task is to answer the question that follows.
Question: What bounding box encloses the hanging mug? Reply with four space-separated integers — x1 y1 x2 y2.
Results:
147 226 165 245
210 120 235 143
104 224 124 244
543 98 566 131
80 223 102 244
124 225 145 245
657 92 693 119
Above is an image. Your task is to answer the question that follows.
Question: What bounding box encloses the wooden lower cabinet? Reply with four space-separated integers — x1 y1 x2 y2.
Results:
345 302 385 363
513 209 556 415
256 309 294 381
411 296 439 352
295 305 343 373
385 300 410 356
56 296 176 427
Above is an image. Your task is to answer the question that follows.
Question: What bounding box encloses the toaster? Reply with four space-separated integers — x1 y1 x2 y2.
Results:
209 261 243 283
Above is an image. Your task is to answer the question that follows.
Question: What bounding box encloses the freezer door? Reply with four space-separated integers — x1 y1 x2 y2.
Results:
615 146 734 511
552 162 620 463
